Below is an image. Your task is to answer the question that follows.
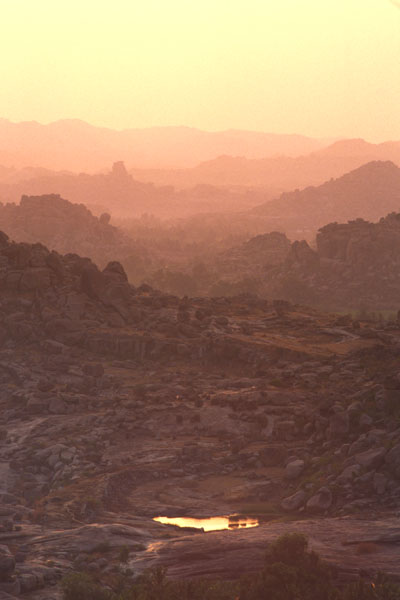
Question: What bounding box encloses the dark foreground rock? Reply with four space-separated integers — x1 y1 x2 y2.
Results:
139 517 400 584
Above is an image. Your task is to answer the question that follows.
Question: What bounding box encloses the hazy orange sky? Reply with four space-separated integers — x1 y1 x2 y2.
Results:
0 0 399 141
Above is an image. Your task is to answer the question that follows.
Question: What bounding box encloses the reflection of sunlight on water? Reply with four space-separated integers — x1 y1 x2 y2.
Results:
153 515 259 532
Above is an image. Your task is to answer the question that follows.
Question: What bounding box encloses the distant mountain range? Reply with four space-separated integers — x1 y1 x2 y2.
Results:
0 118 331 171
1 118 400 200
131 139 400 190
0 162 272 218
1 159 400 237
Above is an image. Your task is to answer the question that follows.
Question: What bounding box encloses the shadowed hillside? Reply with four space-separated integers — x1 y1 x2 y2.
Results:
252 161 400 236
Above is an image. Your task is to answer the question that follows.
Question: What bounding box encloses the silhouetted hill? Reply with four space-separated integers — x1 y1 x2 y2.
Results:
317 138 400 160
252 161 400 233
0 118 330 171
0 194 156 282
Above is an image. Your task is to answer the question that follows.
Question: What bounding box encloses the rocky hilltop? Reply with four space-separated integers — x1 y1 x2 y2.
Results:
169 209 400 308
1 233 400 596
267 212 400 310
0 194 156 284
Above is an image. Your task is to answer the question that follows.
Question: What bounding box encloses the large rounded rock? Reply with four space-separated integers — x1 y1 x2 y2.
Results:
281 490 306 511
103 261 128 283
336 464 361 483
354 447 386 470
285 459 305 480
306 487 332 512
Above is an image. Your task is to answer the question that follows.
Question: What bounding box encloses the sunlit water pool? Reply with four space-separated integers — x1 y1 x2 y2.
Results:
153 515 259 532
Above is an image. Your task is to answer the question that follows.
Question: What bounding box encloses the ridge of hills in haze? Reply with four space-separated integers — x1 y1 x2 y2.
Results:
251 160 400 235
1 158 396 308
0 161 272 218
1 160 400 298
130 139 400 190
0 135 400 222
0 118 332 171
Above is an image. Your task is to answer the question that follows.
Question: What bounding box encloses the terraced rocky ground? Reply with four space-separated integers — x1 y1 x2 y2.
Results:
1 232 400 598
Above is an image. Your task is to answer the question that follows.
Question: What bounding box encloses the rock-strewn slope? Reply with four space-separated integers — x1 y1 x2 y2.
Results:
1 233 400 596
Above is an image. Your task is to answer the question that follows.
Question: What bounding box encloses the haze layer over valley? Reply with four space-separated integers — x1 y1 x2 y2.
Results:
2 151 400 311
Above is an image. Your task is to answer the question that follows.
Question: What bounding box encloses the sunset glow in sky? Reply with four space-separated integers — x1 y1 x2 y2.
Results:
1 0 399 140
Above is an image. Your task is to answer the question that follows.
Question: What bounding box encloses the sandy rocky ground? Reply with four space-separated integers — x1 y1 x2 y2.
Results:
1 233 400 598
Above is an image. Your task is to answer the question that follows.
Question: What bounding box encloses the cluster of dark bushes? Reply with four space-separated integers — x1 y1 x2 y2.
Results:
61 533 400 600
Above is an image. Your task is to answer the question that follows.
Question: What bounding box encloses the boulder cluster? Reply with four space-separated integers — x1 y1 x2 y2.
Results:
268 212 400 309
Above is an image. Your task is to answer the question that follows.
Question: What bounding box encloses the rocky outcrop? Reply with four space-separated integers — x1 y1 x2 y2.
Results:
306 487 332 512
268 211 400 309
0 194 155 283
